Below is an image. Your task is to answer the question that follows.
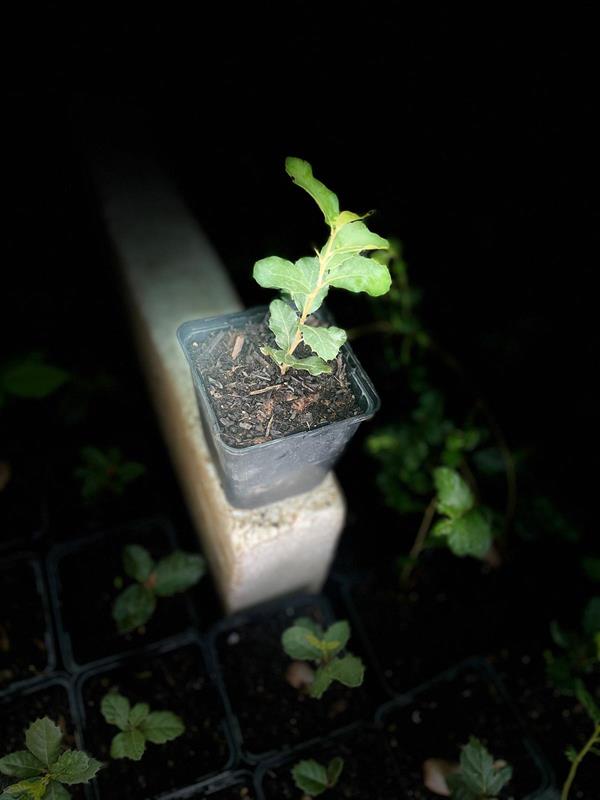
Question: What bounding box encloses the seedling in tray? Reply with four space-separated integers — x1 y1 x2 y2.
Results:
292 757 344 797
0 717 101 800
424 737 512 799
253 157 391 375
74 446 146 502
112 544 206 634
100 691 185 761
281 618 364 699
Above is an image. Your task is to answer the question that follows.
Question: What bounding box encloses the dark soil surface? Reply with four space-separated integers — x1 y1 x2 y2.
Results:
214 601 376 760
0 681 85 800
79 642 232 799
190 779 256 799
382 666 547 799
191 314 361 448
54 522 196 668
260 727 401 799
0 556 52 690
0 453 45 551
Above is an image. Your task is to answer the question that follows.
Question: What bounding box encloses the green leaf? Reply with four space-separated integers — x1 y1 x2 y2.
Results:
582 557 600 582
118 462 146 483
455 737 512 797
287 256 328 314
323 621 350 655
49 751 102 784
112 584 156 633
327 254 392 296
100 693 130 730
267 299 298 352
301 325 346 361
335 210 369 228
122 545 154 583
261 347 331 376
326 756 344 787
281 625 323 661
110 730 146 761
582 597 600 637
433 467 474 518
328 654 365 688
128 703 150 728
310 665 334 699
0 752 44 779
3 777 48 799
45 784 71 800
139 712 185 744
293 617 323 636
154 551 206 597
291 759 329 796
575 679 600 724
253 256 313 296
25 719 63 768
285 158 339 226
1 359 68 399
330 220 389 255
445 509 493 559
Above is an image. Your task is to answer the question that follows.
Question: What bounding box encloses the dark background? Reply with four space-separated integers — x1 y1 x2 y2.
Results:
4 6 597 527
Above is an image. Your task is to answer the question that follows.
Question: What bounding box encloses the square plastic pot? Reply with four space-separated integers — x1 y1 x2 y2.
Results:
177 306 380 509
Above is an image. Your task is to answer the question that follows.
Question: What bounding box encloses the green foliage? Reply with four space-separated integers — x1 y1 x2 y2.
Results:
253 157 390 374
281 618 364 699
431 468 493 559
100 692 184 761
291 757 344 796
545 597 600 694
446 737 512 800
74 446 146 501
0 354 69 408
112 544 205 634
0 717 101 799
560 679 600 800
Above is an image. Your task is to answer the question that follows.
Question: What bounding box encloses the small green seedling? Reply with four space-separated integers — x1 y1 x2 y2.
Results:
253 157 391 376
446 737 512 800
0 353 69 408
431 467 493 559
292 757 344 797
112 544 206 634
74 446 146 501
100 692 184 761
281 618 364 699
561 679 600 800
0 717 101 800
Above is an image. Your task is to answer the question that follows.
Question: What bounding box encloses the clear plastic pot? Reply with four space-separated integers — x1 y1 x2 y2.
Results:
177 306 380 508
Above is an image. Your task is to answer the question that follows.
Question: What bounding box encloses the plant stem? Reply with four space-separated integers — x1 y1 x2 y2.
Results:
400 497 437 587
561 724 600 800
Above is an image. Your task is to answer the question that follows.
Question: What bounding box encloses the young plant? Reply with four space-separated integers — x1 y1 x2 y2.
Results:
292 757 344 797
431 467 493 559
100 692 184 761
253 157 391 376
0 353 69 408
561 679 600 800
446 737 512 800
112 544 206 634
74 446 146 501
281 618 364 699
0 717 101 799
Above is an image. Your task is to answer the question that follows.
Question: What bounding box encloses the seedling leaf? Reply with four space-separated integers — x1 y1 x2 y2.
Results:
110 730 145 761
25 719 63 768
302 325 347 361
268 299 298 351
2 777 48 799
281 625 323 661
154 552 206 596
291 759 329 796
326 756 344 787
100 693 130 731
285 157 340 225
128 703 150 728
45 784 71 800
49 751 102 784
112 584 156 633
0 751 44 779
328 654 365 688
323 621 350 654
434 467 474 518
123 545 154 583
139 711 185 744
445 509 493 559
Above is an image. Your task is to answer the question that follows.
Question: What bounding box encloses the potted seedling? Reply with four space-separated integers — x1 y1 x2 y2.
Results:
291 757 344 797
100 692 184 761
178 157 391 507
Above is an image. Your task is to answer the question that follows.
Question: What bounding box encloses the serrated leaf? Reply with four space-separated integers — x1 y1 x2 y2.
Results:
291 759 329 796
154 551 205 597
433 467 474 517
25 719 63 768
445 509 493 559
323 621 350 655
327 254 391 296
45 783 71 800
261 347 331 376
285 158 339 226
3 777 48 799
128 703 150 728
49 751 102 784
100 693 130 730
139 712 185 744
110 730 146 761
0 752 44 779
582 597 600 637
253 256 313 296
267 299 298 351
310 664 334 699
326 756 344 787
329 654 365 688
457 737 512 797
112 584 156 633
282 626 323 661
301 325 346 361
1 359 69 399
122 545 154 583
